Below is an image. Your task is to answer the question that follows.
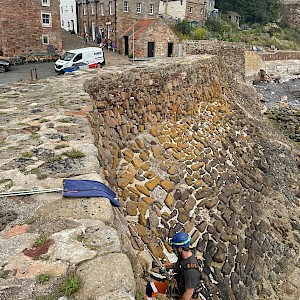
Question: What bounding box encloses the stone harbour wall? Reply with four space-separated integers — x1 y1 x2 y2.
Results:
182 40 251 82
85 56 300 300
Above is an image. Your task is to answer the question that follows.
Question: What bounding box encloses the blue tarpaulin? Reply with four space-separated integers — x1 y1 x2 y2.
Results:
63 179 120 207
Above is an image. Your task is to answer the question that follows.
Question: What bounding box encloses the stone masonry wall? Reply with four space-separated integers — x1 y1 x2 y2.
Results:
259 51 300 61
0 0 62 57
182 40 251 82
85 56 300 300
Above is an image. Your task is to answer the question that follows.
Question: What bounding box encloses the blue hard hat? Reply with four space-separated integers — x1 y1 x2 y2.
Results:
170 232 191 248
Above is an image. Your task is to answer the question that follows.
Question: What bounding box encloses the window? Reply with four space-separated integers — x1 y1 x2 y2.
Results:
91 5 94 15
136 3 141 13
100 3 104 16
42 0 50 7
109 1 113 15
189 7 193 14
68 21 70 27
71 5 73 12
41 13 52 27
61 7 63 13
62 20 64 26
124 1 128 12
42 35 49 44
149 4 154 15
83 6 86 15
73 53 82 62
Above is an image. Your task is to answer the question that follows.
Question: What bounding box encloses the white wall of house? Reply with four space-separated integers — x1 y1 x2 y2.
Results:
159 0 187 20
60 0 78 34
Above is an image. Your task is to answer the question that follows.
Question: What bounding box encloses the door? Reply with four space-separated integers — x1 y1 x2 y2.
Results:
168 42 173 57
148 42 154 57
124 36 129 56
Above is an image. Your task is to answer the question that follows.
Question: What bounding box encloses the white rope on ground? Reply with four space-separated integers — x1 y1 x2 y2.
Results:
0 188 63 197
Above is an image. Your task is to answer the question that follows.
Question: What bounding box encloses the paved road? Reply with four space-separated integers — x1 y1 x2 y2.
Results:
0 30 131 86
0 61 58 85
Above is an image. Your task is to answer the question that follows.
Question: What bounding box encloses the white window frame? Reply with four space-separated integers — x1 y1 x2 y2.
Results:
149 3 154 15
41 13 52 27
136 2 142 13
91 4 95 15
83 5 86 15
124 1 128 12
42 0 50 7
109 1 113 15
42 35 50 44
189 7 193 14
100 3 104 16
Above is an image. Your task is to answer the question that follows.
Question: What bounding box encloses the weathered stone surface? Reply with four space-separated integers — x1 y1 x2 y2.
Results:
76 253 135 299
37 198 114 225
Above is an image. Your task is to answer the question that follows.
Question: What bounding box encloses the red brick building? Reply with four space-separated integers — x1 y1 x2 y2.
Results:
120 18 179 58
0 0 62 57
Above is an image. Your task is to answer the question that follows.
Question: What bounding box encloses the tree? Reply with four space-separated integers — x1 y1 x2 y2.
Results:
215 0 280 24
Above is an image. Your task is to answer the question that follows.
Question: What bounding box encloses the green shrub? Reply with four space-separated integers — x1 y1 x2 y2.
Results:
60 274 81 296
36 273 50 284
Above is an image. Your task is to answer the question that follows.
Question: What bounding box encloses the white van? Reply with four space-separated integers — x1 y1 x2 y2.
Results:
54 47 105 72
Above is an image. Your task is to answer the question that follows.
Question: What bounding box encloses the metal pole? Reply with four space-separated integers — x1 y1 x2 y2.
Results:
132 27 134 63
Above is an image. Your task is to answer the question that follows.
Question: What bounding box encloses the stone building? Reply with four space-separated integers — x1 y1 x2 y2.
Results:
60 0 78 34
0 0 62 57
119 18 179 58
158 0 208 24
76 0 160 50
227 11 241 26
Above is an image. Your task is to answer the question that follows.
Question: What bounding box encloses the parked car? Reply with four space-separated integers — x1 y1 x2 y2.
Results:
0 59 10 73
54 47 105 73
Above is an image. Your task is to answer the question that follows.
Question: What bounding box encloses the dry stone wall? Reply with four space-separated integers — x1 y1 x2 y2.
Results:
85 56 300 300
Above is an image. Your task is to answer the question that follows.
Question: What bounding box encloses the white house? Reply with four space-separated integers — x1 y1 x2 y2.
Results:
159 0 187 20
60 0 78 34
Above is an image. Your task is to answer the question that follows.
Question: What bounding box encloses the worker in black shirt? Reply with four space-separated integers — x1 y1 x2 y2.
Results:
144 232 201 300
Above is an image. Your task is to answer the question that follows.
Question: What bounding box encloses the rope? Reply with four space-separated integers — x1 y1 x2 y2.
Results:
0 188 62 197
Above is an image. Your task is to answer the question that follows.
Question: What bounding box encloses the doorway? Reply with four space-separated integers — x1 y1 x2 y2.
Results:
124 36 129 56
168 42 173 57
148 42 154 57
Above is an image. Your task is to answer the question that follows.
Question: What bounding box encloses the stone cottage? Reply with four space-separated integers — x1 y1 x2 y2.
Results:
227 11 241 26
0 0 62 57
119 18 179 58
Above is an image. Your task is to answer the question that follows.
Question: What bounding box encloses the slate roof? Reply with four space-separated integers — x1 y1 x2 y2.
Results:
120 19 157 40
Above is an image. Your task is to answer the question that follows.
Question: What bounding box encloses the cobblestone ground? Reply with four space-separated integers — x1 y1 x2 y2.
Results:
62 29 131 67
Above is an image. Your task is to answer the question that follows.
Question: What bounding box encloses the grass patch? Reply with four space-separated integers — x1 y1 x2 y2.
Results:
26 216 39 224
36 273 51 284
60 274 81 296
54 143 69 149
75 234 84 243
64 149 85 159
31 133 40 139
58 118 70 123
30 168 39 175
34 236 47 247
22 151 33 158
46 155 62 163
40 255 50 261
39 119 49 123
